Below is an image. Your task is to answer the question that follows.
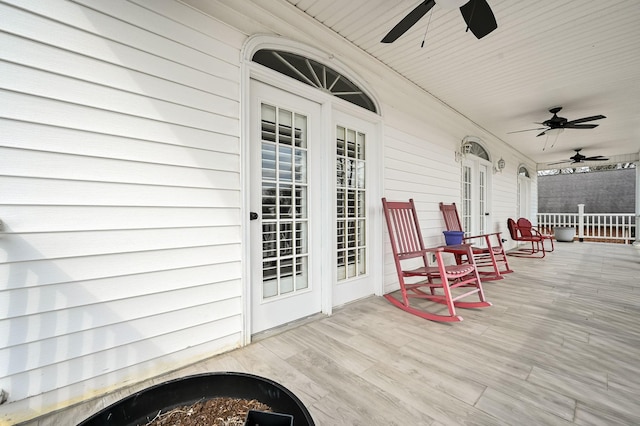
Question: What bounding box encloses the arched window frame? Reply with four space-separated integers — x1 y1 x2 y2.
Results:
242 35 381 115
461 136 491 161
518 166 531 178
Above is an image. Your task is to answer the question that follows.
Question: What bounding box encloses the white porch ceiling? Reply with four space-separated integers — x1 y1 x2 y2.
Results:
283 0 640 167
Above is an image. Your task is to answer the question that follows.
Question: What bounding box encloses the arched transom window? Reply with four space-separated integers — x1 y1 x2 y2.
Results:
252 49 377 113
465 141 490 160
518 166 530 177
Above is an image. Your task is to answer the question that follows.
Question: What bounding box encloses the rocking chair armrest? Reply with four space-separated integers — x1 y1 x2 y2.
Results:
398 247 444 260
423 246 446 253
462 231 502 242
439 243 474 257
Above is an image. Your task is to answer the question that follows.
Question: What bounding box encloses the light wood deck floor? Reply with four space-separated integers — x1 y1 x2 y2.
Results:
26 242 640 425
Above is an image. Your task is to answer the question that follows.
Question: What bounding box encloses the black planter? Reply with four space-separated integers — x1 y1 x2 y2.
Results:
77 372 315 426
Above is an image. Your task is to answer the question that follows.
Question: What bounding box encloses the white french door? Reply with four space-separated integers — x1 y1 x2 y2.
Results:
462 159 490 245
249 81 322 334
332 110 377 306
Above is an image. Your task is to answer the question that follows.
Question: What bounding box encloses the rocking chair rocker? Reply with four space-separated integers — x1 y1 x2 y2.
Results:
382 198 491 322
439 202 513 281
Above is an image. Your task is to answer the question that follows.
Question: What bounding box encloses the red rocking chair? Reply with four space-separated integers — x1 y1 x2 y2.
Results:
382 198 491 322
439 202 513 281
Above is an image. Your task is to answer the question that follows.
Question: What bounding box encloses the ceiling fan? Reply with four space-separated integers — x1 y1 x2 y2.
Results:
548 149 609 166
509 107 606 137
381 0 497 43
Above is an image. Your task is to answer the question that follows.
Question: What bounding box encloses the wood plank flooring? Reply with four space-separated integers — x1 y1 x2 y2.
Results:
25 242 640 425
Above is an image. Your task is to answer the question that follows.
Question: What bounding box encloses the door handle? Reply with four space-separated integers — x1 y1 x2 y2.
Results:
484 212 490 216
250 212 259 221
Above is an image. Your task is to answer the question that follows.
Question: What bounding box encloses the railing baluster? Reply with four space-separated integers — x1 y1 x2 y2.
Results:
536 211 634 244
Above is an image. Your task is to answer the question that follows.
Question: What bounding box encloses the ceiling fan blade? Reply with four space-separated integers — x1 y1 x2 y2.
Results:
563 124 599 129
565 115 606 125
506 127 547 134
459 0 497 39
381 0 436 43
547 160 571 165
536 130 548 137
583 157 609 161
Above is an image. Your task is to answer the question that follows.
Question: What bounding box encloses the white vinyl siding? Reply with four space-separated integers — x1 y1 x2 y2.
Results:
382 127 461 294
0 0 244 412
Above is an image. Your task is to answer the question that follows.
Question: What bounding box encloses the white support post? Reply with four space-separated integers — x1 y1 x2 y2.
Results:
578 203 585 242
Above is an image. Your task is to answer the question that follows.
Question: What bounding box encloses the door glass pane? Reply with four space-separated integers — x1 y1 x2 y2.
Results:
261 103 309 300
462 165 472 235
336 125 367 282
479 167 486 235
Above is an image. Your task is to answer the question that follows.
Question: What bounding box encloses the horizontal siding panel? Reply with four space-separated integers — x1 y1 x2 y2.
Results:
7 332 243 419
0 206 239 233
1 245 242 289
385 160 460 190
1 1 240 82
385 154 459 179
132 0 247 49
0 119 239 162
4 316 242 401
76 0 241 63
384 181 459 199
1 62 238 134
1 90 240 148
1 148 240 188
384 135 454 167
1 226 240 263
2 268 240 322
0 12 240 105
2 278 240 342
1 177 240 207
1 297 242 376
0 33 237 116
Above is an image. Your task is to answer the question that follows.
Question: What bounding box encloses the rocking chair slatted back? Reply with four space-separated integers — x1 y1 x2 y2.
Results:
439 202 513 280
439 202 464 233
385 200 425 259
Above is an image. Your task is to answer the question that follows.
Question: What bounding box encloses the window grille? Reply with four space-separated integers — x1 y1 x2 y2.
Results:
253 49 377 113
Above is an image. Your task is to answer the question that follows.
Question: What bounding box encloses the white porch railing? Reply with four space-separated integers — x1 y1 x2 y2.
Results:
537 204 636 244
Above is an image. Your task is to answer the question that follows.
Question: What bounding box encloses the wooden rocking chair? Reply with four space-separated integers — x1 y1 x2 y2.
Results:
382 198 491 322
439 202 513 281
